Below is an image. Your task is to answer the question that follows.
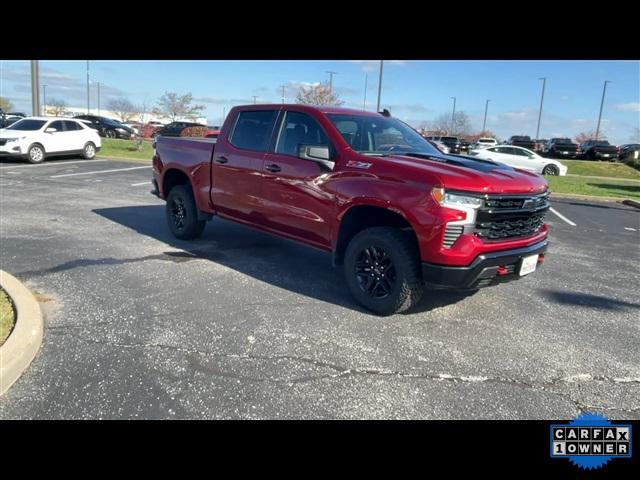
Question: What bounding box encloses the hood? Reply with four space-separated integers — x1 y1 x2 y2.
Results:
377 153 548 195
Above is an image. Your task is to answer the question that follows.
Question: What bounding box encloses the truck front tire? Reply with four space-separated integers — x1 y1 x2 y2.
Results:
344 226 424 316
165 185 206 240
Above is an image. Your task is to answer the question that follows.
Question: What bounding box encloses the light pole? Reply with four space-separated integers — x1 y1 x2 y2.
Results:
97 82 101 116
326 71 338 94
280 85 286 104
86 60 90 114
252 96 258 104
363 73 368 111
450 97 457 135
595 80 612 141
222 106 226 125
482 99 490 132
535 77 546 139
376 60 384 112
30 60 40 117
42 84 48 116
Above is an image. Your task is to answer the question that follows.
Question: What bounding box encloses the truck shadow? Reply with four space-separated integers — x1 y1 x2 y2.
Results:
93 205 476 316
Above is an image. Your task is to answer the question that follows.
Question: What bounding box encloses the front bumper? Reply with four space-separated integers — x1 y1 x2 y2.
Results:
422 239 548 289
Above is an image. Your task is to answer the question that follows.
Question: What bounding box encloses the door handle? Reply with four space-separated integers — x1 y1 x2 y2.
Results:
215 156 229 164
265 164 281 173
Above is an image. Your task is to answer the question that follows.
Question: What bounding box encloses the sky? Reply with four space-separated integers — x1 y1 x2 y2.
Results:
1 60 638 144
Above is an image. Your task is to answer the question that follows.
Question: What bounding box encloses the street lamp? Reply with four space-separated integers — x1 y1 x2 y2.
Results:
86 60 90 114
376 60 384 112
450 97 457 135
482 99 490 132
252 96 258 104
535 77 546 139
595 80 612 141
42 84 48 116
280 85 286 104
96 82 101 116
326 71 338 94
363 73 368 111
30 60 40 117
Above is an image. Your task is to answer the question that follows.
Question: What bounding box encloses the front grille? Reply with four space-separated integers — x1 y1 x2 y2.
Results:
0 139 7 146
475 192 549 241
443 225 464 248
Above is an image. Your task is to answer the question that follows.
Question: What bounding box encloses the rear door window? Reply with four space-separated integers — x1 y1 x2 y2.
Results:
63 120 81 131
230 110 278 152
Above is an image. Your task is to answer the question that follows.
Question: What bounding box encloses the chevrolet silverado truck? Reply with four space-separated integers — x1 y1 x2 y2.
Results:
578 140 619 161
543 138 580 158
152 105 550 315
507 135 537 151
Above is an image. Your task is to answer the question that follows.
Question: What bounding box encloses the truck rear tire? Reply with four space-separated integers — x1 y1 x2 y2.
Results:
165 185 206 240
344 226 424 316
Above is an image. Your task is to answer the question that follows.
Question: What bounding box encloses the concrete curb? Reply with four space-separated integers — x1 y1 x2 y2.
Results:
0 270 43 396
549 192 629 203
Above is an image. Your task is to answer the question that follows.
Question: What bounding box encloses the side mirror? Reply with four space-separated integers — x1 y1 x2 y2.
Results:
298 144 334 170
45 127 57 133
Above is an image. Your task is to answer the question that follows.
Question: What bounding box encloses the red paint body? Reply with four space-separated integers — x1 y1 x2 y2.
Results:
153 105 548 268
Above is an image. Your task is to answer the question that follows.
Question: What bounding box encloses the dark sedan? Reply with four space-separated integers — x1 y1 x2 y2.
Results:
74 115 135 139
153 121 207 138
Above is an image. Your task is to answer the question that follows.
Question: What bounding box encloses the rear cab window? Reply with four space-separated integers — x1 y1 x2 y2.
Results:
229 110 278 152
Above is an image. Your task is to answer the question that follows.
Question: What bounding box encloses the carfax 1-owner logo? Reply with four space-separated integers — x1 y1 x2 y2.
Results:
550 412 632 470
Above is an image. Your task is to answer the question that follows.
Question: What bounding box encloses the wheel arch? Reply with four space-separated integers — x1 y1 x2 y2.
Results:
333 203 420 266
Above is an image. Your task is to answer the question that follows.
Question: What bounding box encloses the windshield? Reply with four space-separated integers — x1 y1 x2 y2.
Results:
327 114 439 156
6 119 47 131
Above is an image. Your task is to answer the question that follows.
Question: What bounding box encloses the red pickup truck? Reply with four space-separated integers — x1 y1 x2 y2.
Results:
152 105 550 315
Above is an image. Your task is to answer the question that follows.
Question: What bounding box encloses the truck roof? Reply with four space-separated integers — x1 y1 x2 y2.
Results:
232 104 383 117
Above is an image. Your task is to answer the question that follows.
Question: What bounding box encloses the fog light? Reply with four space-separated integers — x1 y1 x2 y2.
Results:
496 266 508 276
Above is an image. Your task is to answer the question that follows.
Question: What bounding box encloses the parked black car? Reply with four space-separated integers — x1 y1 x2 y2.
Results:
424 136 462 154
543 138 580 158
618 144 640 161
507 135 536 150
579 140 619 161
0 109 26 129
153 121 206 138
459 139 470 152
74 115 134 139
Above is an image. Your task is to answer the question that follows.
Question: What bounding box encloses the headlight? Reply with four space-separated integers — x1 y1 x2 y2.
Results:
432 188 483 226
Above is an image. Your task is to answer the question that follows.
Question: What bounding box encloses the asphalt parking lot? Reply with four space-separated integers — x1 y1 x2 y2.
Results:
0 157 638 420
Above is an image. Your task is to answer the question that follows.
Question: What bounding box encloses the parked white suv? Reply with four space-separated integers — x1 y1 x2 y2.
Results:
0 117 102 164
470 137 498 151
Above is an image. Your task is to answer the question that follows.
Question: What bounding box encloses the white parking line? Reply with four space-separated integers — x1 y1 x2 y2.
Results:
131 182 150 186
549 207 577 226
50 166 151 178
0 159 108 170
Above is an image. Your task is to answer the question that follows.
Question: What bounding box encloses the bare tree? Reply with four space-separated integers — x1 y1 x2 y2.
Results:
0 96 14 112
153 92 205 122
295 82 344 106
575 131 607 144
107 98 137 122
46 98 68 116
429 111 472 136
